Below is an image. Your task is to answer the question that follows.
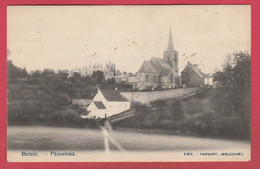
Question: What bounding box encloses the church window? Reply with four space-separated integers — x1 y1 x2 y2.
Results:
171 74 173 82
146 75 149 82
154 75 156 82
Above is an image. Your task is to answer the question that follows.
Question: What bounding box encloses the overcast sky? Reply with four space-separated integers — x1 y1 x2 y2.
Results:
7 5 250 74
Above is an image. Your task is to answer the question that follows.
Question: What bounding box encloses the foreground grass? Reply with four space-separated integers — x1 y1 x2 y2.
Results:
7 126 250 151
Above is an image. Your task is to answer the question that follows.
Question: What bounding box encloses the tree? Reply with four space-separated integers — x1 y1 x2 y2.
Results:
7 61 28 82
128 72 134 76
92 70 105 84
57 70 69 81
69 72 82 87
116 70 121 76
101 77 116 86
232 52 251 91
221 51 251 90
214 51 251 135
82 75 94 85
42 68 55 77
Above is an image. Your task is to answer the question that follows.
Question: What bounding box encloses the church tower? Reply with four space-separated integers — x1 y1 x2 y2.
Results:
163 28 179 73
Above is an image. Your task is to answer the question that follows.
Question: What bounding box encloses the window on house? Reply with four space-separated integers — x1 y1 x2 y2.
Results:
154 75 156 82
146 74 149 82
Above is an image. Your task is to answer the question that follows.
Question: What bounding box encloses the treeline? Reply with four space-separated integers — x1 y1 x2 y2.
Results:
210 51 251 139
7 61 115 126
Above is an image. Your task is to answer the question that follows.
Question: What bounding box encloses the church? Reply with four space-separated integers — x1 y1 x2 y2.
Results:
132 28 182 90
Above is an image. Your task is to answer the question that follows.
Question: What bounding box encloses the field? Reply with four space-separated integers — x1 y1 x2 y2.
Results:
8 126 250 151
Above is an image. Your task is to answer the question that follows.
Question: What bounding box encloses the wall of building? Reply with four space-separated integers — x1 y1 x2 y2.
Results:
160 75 177 88
204 77 213 86
137 73 158 82
136 72 159 90
87 89 131 119
106 102 130 114
121 87 199 104
181 67 204 87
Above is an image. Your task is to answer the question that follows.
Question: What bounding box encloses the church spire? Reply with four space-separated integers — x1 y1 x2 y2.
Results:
167 27 174 50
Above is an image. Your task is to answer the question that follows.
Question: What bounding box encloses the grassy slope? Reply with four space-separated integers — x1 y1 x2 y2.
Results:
113 88 251 140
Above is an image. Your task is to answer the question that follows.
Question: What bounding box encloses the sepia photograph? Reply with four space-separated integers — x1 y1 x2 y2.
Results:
6 5 251 162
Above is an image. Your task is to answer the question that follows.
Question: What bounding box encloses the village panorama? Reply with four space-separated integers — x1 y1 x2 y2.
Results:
6 6 251 161
7 28 251 154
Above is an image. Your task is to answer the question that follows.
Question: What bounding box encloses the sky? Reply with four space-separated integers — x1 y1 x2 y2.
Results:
7 5 251 74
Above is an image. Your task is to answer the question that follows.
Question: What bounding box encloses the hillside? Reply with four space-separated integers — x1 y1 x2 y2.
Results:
113 88 251 140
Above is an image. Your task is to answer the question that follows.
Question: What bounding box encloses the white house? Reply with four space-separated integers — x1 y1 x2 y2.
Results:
84 88 130 119
204 74 214 87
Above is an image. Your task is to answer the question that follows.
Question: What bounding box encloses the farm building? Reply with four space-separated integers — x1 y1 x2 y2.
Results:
85 88 130 119
181 62 215 88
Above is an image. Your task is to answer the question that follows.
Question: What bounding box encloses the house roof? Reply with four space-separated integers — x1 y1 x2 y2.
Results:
187 63 205 78
99 89 129 102
93 101 106 109
138 60 159 73
80 111 91 116
204 73 214 78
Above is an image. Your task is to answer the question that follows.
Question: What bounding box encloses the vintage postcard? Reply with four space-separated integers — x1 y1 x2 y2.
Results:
6 5 251 162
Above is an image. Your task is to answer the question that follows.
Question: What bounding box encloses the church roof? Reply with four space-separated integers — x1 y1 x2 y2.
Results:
138 55 181 78
167 27 174 50
93 101 106 109
159 69 171 77
159 69 178 77
138 60 159 73
99 89 129 102
150 57 172 70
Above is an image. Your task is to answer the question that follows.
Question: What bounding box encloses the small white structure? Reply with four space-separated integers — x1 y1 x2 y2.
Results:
85 88 130 119
204 74 214 87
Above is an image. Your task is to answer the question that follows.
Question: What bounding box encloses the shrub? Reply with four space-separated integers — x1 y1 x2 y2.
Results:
50 105 86 127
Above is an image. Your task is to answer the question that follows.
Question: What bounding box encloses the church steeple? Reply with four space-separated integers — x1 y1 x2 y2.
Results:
167 27 174 50
163 27 179 73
